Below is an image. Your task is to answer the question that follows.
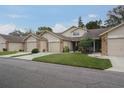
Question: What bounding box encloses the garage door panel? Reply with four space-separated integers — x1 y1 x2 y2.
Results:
48 42 60 52
26 42 37 52
0 43 6 51
108 38 124 56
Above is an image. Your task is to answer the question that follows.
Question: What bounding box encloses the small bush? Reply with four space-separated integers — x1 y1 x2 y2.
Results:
43 49 46 52
3 48 7 51
32 48 39 53
19 49 24 52
63 46 69 52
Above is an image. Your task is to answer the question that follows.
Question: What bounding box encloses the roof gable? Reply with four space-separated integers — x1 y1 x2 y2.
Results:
100 23 124 36
0 34 24 43
61 26 78 34
40 30 63 40
24 33 47 41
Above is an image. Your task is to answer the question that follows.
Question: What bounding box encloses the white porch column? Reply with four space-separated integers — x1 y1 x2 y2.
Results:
93 40 95 53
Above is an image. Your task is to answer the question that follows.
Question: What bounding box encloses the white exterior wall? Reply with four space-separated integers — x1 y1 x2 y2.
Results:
0 36 6 51
62 28 86 37
8 43 23 51
63 41 73 51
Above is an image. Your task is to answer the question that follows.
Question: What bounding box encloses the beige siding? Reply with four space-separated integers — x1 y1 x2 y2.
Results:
105 25 124 56
63 41 73 51
0 36 6 51
62 28 86 37
8 43 23 51
48 42 60 52
108 25 124 39
26 36 37 42
108 38 124 57
25 36 38 52
40 40 47 52
42 32 60 42
26 42 37 52
42 32 61 52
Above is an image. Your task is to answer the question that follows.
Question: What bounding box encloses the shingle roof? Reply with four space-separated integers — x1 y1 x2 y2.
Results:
55 33 82 41
83 28 109 39
24 33 47 41
0 34 24 43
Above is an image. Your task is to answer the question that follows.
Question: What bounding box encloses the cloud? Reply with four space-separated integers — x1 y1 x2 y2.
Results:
0 24 16 34
88 14 98 18
52 24 67 33
7 14 27 19
0 24 26 35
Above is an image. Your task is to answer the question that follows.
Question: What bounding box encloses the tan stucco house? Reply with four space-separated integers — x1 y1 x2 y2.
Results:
100 23 124 57
0 24 124 56
0 26 108 53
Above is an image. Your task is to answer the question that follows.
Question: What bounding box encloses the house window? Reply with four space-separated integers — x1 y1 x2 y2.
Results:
73 31 79 36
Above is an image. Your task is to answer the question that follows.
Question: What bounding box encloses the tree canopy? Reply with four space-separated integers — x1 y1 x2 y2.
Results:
105 5 124 27
78 16 84 28
86 20 102 29
9 29 32 37
36 26 53 35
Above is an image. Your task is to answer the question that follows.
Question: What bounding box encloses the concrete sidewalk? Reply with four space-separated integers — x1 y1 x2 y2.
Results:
88 53 124 72
0 52 30 58
14 52 56 60
107 57 124 72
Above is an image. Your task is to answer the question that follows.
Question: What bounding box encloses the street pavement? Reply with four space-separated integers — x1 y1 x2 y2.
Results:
0 57 124 88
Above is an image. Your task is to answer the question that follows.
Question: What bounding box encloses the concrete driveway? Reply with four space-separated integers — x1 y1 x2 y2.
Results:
107 57 124 72
0 57 124 88
14 52 56 60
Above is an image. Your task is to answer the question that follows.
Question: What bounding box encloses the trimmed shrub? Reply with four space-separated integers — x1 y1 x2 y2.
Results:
63 46 69 52
19 49 24 52
32 48 39 53
43 49 46 52
3 48 7 51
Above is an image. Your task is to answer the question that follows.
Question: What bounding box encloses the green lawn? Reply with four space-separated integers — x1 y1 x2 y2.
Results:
0 51 17 55
33 53 112 70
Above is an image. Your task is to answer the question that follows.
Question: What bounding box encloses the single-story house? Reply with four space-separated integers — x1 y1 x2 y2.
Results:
0 34 24 51
100 23 124 57
0 23 123 57
0 26 107 53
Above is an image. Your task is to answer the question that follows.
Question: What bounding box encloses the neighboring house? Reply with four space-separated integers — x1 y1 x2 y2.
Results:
100 23 124 57
0 34 24 51
0 24 124 57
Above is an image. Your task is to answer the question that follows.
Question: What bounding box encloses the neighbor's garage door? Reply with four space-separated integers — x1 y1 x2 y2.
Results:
26 42 37 52
108 38 124 56
0 43 5 51
48 42 60 52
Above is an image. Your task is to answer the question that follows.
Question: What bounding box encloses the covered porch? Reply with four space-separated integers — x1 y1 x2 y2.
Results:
71 39 101 53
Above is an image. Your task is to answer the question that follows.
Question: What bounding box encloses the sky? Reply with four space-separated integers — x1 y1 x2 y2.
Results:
0 5 117 34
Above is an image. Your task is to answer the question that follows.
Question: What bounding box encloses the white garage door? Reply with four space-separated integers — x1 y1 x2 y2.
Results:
48 42 60 52
108 38 124 56
27 42 37 52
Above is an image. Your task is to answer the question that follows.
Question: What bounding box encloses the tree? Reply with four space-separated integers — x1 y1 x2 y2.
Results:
79 38 93 53
86 20 102 29
9 29 32 37
9 30 24 36
36 26 53 35
78 16 84 28
105 5 124 27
